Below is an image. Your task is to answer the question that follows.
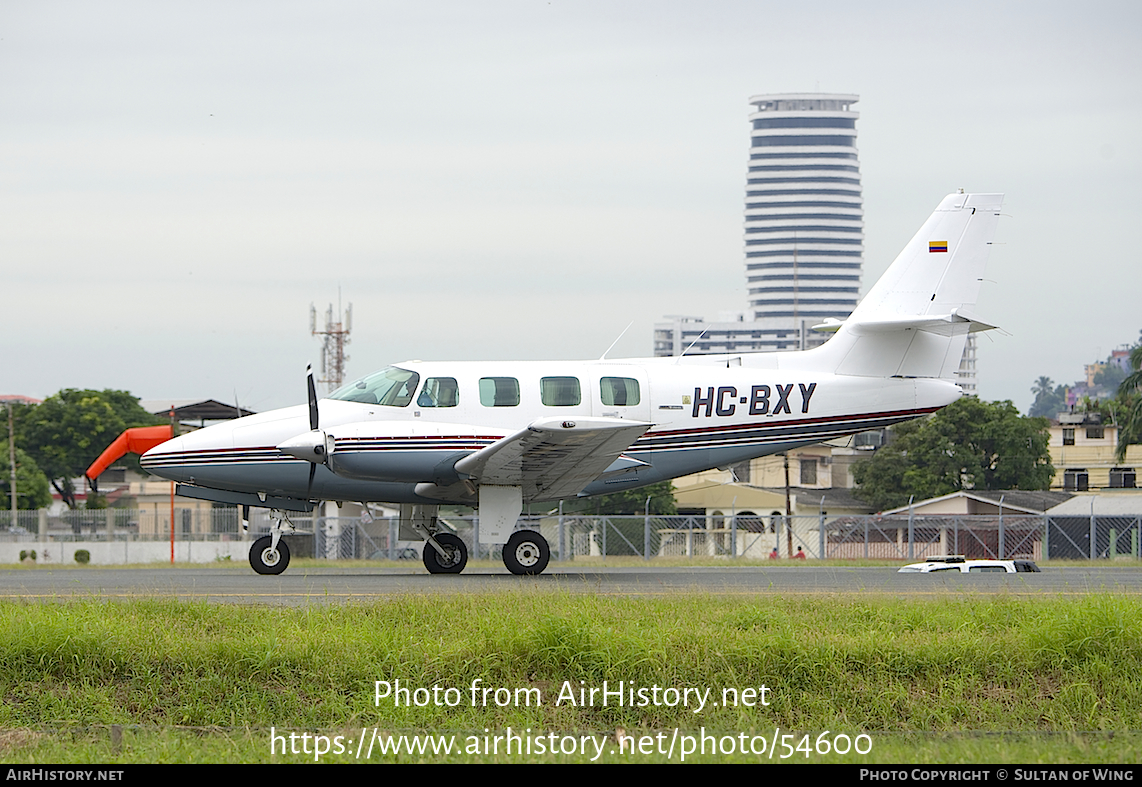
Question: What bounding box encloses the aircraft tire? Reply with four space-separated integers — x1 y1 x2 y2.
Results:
250 536 290 575
423 533 468 574
503 530 550 575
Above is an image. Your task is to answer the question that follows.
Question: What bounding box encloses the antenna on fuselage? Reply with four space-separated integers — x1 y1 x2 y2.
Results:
675 327 710 363
599 321 635 360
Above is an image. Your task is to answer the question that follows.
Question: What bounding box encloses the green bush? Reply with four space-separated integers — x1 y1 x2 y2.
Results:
74 549 90 564
19 550 36 562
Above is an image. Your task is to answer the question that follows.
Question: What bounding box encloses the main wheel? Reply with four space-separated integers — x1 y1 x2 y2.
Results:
503 530 550 575
422 533 468 574
250 535 290 575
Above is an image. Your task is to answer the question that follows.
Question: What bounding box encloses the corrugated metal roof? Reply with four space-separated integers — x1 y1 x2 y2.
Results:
1047 494 1142 516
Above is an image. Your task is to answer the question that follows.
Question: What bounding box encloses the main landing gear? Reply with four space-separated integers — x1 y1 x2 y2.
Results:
419 529 551 575
503 530 550 575
422 532 468 574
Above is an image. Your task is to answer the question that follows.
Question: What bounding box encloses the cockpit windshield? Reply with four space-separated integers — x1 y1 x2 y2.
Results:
328 367 420 407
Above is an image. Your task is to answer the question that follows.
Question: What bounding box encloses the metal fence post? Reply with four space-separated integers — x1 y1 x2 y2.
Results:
819 496 825 560
907 497 914 560
1090 499 1096 561
998 495 1005 560
644 499 651 562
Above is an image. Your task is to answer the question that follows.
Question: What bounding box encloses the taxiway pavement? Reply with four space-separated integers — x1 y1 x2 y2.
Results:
1 564 1138 605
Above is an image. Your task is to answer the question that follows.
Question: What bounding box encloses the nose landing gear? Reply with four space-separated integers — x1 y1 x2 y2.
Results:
250 535 290 575
249 508 296 575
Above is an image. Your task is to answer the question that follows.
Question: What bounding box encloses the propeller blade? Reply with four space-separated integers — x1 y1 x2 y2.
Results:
307 364 319 431
307 462 317 500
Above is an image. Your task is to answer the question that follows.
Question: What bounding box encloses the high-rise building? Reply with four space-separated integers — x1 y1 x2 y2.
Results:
655 92 864 356
652 92 977 394
744 93 862 349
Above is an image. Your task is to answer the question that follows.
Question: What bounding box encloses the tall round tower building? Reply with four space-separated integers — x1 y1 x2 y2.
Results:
744 93 863 349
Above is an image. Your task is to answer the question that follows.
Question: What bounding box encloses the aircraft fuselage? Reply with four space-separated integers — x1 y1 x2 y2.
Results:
141 355 960 507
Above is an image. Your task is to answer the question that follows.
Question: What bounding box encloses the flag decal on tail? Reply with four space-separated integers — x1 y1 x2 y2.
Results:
929 240 948 253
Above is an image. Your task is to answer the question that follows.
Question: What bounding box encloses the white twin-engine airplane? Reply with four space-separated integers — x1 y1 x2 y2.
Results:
141 191 1004 576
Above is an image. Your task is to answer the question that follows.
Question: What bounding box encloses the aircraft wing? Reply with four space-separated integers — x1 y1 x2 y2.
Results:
453 416 652 501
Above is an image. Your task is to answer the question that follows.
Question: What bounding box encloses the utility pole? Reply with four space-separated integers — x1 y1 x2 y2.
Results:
784 452 793 558
8 403 16 523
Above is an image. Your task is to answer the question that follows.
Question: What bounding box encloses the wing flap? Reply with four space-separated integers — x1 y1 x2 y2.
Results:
454 417 652 501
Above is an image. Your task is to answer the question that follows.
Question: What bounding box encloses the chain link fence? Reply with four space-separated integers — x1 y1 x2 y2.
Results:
2 508 1141 563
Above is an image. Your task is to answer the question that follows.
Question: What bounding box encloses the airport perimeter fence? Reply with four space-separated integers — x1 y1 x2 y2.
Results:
312 514 785 562
2 509 1141 563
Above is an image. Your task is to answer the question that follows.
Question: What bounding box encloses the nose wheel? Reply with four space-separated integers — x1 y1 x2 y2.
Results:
503 530 550 575
250 535 291 575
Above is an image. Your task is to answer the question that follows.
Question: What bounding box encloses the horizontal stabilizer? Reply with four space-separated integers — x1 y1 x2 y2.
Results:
850 310 997 337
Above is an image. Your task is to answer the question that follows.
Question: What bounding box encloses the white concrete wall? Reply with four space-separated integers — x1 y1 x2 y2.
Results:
1 539 252 565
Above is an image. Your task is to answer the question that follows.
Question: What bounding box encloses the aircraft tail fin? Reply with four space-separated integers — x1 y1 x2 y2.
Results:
810 192 1004 380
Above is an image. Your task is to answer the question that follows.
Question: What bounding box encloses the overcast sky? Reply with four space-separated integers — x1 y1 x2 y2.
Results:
3 0 1140 414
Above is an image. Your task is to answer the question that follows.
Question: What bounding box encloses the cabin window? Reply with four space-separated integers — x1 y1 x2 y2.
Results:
541 377 581 407
479 377 520 407
329 366 420 407
600 377 640 407
417 377 459 408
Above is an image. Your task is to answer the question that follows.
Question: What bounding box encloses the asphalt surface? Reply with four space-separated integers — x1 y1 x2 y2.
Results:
1 564 1139 605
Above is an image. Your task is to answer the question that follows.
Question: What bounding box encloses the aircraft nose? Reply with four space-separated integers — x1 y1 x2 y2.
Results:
139 433 187 481
139 421 236 481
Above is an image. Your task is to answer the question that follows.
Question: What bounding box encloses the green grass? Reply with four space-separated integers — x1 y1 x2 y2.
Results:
1 594 1141 762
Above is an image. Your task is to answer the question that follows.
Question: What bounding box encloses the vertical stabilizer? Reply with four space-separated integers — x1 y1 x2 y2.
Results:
813 192 1003 379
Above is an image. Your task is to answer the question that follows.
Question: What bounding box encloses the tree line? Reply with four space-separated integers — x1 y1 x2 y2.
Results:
3 390 161 510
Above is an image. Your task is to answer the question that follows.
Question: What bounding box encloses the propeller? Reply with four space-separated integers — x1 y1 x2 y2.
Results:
306 364 320 499
276 364 332 501
307 363 319 432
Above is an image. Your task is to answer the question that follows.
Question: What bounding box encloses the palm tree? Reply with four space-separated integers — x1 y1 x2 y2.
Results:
1029 376 1064 418
1114 345 1142 463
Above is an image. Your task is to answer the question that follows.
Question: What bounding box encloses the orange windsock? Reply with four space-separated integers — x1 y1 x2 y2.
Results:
85 425 174 481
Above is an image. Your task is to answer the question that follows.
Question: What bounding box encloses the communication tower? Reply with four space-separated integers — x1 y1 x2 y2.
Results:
310 299 353 394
